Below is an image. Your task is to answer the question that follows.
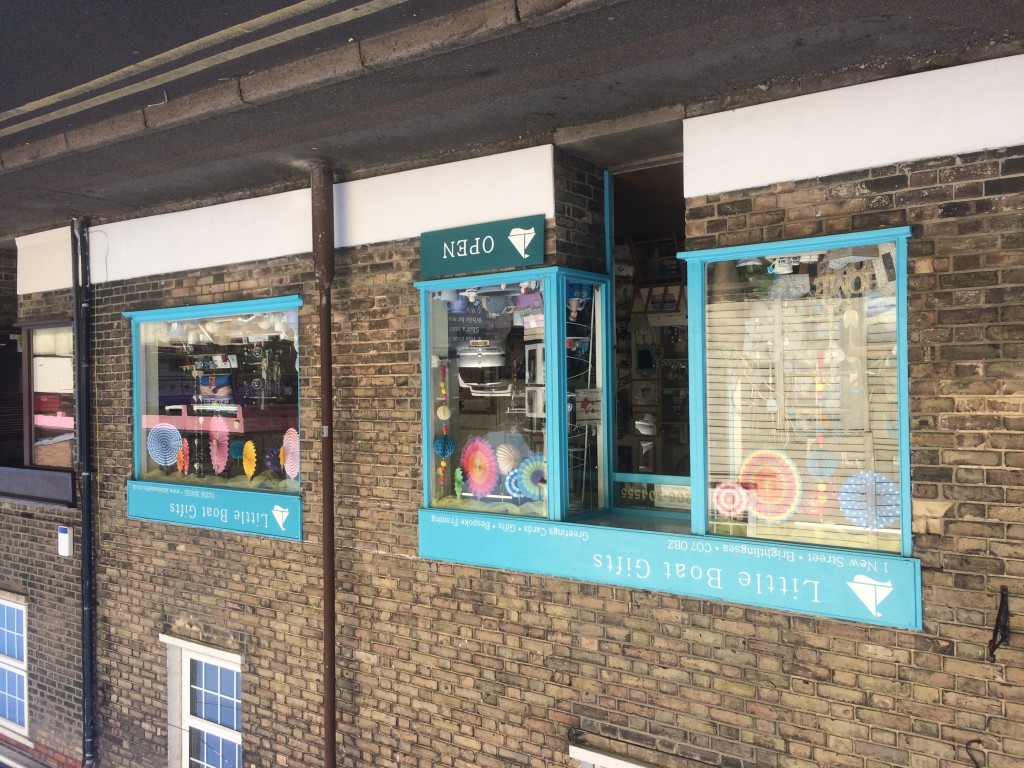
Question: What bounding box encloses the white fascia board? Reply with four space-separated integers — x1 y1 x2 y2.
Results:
90 188 312 284
684 53 1024 197
16 226 72 294
16 146 556 293
333 144 556 247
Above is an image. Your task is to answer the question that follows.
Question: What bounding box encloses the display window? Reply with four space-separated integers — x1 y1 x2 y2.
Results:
419 268 608 520
125 297 303 541
418 228 921 629
683 227 912 556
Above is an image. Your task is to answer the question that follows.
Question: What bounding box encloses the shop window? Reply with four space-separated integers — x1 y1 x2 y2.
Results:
419 268 608 519
162 636 241 768
125 297 303 541
418 228 920 628
683 227 912 556
0 324 75 505
0 596 28 738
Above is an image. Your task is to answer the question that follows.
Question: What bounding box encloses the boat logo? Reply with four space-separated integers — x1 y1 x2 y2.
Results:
847 574 894 617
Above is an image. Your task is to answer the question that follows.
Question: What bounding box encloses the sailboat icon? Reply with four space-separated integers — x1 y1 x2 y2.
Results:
848 574 894 617
272 505 290 531
508 226 536 259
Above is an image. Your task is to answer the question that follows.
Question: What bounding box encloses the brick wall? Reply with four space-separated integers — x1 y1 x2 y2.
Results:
86 147 1023 768
91 257 329 767
676 146 1024 768
0 287 81 768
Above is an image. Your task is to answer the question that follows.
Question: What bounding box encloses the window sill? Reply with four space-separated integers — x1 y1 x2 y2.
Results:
0 466 74 506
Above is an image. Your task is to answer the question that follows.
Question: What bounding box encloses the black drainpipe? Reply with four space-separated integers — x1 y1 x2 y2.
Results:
311 164 337 768
71 218 97 767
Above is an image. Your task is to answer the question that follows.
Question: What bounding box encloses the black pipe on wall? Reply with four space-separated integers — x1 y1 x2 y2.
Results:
71 218 97 767
311 164 337 768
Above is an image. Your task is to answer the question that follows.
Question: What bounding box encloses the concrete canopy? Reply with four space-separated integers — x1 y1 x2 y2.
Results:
2 0 1023 243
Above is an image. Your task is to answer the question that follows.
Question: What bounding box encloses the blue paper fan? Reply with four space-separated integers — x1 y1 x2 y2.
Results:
839 471 900 529
147 423 183 467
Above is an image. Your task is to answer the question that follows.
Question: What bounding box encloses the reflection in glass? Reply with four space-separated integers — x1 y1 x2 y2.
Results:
428 282 548 516
30 326 75 468
136 309 300 490
704 243 901 552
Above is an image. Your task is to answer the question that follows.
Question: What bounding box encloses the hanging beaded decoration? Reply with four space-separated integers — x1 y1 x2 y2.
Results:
433 362 452 489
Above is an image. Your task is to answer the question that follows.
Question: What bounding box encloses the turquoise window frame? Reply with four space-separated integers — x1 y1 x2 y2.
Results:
123 296 304 541
415 267 614 519
416 232 921 628
681 226 913 555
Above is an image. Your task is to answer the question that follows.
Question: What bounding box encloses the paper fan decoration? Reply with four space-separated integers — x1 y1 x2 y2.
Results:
739 449 801 522
146 423 183 467
433 435 455 459
229 439 245 461
242 440 257 480
496 443 520 475
517 454 547 501
806 449 838 479
209 416 229 475
504 466 524 498
712 480 748 519
283 428 300 480
264 444 282 473
839 471 900 529
460 436 499 498
176 439 190 475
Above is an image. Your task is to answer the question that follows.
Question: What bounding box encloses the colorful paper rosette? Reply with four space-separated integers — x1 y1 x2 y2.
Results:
242 440 257 480
265 444 282 474
517 454 547 501
147 423 183 467
460 436 499 498
433 435 455 459
496 443 521 475
711 480 748 519
504 467 524 498
229 439 246 461
839 471 900 529
806 449 838 479
283 428 300 480
209 415 229 475
176 438 190 475
738 449 801 522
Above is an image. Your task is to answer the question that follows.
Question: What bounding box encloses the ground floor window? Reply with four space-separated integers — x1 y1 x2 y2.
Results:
0 596 28 737
162 635 241 768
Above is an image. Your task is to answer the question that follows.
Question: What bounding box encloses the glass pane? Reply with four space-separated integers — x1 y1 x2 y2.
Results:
190 659 241 730
0 331 24 467
0 667 26 727
612 238 690 523
137 309 299 490
30 326 74 468
0 604 25 662
703 243 901 552
566 281 604 514
427 281 547 516
190 728 241 768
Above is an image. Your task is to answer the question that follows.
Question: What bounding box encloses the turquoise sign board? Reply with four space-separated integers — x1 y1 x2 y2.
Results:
129 480 302 541
420 214 546 278
419 511 921 629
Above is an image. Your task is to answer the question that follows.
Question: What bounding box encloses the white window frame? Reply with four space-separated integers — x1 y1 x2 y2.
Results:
0 595 29 740
569 745 660 768
161 635 242 768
